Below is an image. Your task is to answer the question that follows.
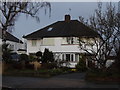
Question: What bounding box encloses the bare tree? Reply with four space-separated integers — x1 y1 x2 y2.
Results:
79 2 120 69
0 1 51 42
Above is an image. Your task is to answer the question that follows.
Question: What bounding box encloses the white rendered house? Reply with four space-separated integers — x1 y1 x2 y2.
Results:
24 15 100 68
0 28 26 53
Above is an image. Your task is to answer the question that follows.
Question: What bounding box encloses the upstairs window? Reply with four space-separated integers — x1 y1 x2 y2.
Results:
62 37 79 44
32 40 37 46
9 44 14 50
42 38 54 46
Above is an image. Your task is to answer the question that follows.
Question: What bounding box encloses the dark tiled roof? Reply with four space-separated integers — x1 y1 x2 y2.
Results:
6 32 23 44
0 29 23 44
24 20 99 39
17 49 26 51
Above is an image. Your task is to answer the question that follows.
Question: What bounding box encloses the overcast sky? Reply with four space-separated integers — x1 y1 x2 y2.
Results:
13 2 118 39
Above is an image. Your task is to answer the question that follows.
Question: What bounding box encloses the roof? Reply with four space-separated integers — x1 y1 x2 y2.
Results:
17 49 27 51
0 29 23 44
6 32 23 44
24 20 99 39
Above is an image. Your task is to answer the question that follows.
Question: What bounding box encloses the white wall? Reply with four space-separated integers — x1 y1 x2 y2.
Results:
27 37 98 54
6 40 24 52
27 39 42 54
26 37 100 68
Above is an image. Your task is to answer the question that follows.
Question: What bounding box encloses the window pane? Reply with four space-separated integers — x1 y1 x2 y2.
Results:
71 37 74 44
71 54 74 62
32 40 37 46
62 54 64 61
75 54 79 62
66 54 70 61
43 38 54 46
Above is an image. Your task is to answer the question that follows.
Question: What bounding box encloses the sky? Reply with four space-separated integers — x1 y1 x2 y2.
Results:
13 2 118 39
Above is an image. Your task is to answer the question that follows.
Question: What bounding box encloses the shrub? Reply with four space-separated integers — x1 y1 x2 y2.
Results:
11 61 22 69
2 43 12 63
60 67 71 73
41 62 57 69
75 55 87 72
36 51 42 61
50 68 63 75
42 48 54 63
19 54 28 69
25 61 34 69
29 55 36 61
19 54 28 61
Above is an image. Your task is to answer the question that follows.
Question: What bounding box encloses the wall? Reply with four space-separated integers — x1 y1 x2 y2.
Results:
27 37 99 54
6 41 24 52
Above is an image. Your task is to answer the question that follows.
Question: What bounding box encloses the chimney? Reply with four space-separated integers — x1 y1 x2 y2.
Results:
64 14 71 22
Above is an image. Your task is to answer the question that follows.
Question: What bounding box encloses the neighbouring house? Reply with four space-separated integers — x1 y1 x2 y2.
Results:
24 15 100 68
0 28 26 54
0 30 2 60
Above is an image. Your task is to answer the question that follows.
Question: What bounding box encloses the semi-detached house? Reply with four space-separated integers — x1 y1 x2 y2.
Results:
0 28 26 54
24 15 100 68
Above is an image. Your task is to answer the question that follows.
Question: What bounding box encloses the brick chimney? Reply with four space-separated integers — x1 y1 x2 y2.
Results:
65 14 71 22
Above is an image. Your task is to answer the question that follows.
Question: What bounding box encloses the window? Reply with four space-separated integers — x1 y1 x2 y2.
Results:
32 40 37 46
66 54 70 61
75 54 79 62
9 44 14 50
43 38 54 46
63 54 75 62
65 37 79 44
62 54 65 61
66 37 74 44
71 54 74 62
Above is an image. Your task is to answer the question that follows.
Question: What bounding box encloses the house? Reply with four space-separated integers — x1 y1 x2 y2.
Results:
0 30 2 60
0 28 26 54
24 15 100 68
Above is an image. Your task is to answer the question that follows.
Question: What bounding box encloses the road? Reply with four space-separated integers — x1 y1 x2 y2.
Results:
2 73 120 88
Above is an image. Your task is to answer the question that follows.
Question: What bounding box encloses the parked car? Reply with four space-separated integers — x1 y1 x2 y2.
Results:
10 52 20 61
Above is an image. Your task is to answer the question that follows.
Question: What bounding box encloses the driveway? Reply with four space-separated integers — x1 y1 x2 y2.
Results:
2 73 120 88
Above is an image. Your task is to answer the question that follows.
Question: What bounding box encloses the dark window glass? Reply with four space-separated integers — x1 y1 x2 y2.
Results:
71 54 74 61
66 54 70 61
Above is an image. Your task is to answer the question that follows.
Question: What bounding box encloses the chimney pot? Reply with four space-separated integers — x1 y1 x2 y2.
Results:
65 15 71 22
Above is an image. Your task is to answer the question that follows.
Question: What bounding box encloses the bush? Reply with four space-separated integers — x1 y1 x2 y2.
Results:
36 51 42 61
19 54 28 61
11 61 23 69
75 55 87 72
42 48 54 63
41 62 57 69
29 55 36 61
25 62 34 69
50 68 63 75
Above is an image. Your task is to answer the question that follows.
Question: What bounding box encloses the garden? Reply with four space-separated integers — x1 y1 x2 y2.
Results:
2 43 120 82
2 47 85 78
85 55 120 82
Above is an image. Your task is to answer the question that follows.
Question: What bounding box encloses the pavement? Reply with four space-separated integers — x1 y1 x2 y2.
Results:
2 73 120 88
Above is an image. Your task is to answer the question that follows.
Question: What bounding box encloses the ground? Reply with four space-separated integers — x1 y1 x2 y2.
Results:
2 73 120 88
